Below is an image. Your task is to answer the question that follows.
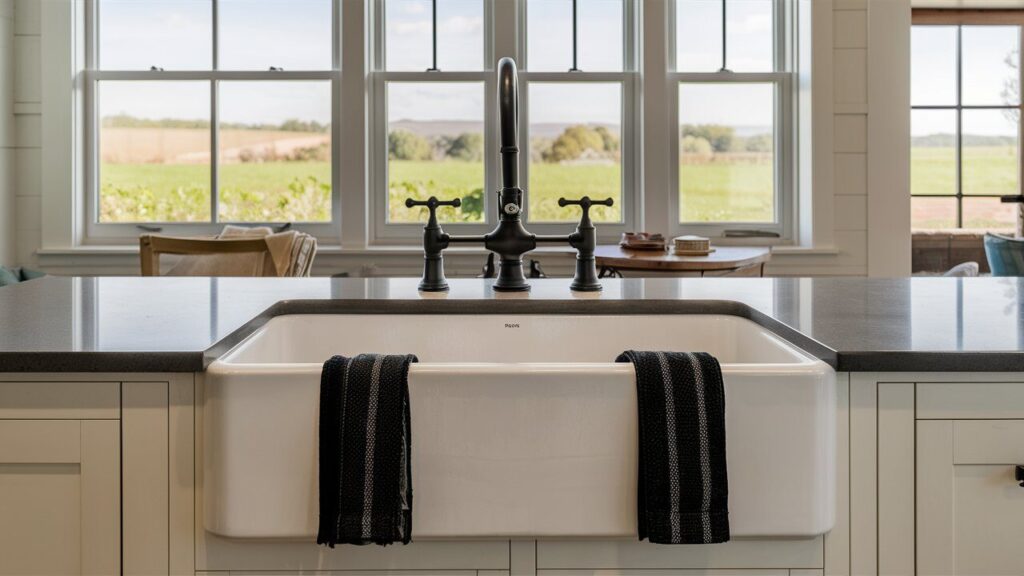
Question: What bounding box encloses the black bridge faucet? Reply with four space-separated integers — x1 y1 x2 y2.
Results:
406 57 613 293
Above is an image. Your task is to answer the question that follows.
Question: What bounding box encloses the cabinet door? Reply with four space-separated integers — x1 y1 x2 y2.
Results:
918 420 1024 576
0 420 120 575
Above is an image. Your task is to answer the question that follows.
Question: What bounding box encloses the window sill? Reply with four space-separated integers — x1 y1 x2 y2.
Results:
769 245 839 256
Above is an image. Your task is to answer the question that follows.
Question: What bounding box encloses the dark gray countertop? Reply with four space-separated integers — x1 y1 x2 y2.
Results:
1 275 1023 373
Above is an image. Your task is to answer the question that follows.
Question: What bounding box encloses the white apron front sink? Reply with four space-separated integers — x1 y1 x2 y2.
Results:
204 313 835 539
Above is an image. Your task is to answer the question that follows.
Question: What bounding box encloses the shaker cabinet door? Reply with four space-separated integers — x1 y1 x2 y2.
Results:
0 420 120 575
917 420 1024 576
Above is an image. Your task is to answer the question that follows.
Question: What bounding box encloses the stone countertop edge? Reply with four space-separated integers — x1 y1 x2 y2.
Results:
6 282 1024 373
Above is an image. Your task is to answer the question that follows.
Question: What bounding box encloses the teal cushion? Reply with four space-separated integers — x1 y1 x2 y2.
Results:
19 268 45 281
0 267 20 287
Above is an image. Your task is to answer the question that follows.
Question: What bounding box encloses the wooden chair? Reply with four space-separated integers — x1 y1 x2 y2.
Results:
139 234 317 277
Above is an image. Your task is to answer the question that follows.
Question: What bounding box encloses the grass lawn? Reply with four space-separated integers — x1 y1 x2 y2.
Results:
911 146 1019 229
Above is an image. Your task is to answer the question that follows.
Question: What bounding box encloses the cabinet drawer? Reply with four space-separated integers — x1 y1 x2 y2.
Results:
0 381 119 419
954 420 1024 464
917 382 1024 419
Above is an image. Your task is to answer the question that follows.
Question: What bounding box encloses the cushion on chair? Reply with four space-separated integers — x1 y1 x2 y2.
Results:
0 266 45 287
984 234 1024 277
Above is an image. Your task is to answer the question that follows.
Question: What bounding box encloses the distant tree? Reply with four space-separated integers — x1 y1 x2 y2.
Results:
1003 48 1020 124
594 126 620 152
681 124 735 153
681 135 713 156
744 134 773 153
279 119 330 133
388 130 432 161
442 133 484 161
542 125 605 163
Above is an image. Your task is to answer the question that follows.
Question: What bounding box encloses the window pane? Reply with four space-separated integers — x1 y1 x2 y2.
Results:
911 26 957 107
386 0 483 71
962 26 1020 106
99 0 211 70
527 0 623 72
218 82 332 223
579 0 624 71
219 0 332 70
437 0 485 71
98 81 211 223
911 197 957 230
963 197 1017 231
528 0 573 71
911 109 956 196
726 0 773 72
387 83 485 223
676 0 773 72
679 83 775 223
528 83 622 223
962 109 1018 196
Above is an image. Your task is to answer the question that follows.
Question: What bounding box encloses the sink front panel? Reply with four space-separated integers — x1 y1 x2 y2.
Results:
204 314 836 540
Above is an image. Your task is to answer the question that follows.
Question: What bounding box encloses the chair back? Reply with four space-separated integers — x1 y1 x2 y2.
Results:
984 233 1024 276
140 232 317 277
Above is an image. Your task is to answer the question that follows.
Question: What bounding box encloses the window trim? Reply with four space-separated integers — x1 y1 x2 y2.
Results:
666 0 796 240
910 14 1024 231
81 0 344 246
369 0 640 245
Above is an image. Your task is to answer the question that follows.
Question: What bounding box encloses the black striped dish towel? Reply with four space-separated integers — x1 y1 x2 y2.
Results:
318 353 418 547
617 351 730 544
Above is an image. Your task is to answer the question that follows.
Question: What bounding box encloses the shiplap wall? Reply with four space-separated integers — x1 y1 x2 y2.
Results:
4 0 886 276
9 0 39 269
0 0 14 265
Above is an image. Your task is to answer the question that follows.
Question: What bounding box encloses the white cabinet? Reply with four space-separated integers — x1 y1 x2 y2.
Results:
0 381 121 576
917 420 1024 576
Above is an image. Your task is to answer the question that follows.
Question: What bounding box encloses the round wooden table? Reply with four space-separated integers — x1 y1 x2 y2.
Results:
594 245 771 277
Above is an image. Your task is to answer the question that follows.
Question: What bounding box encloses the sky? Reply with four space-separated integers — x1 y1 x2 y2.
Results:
912 25 1020 138
98 0 776 130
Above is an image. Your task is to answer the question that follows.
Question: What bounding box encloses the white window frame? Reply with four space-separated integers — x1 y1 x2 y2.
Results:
668 0 796 241
369 0 639 245
81 0 344 245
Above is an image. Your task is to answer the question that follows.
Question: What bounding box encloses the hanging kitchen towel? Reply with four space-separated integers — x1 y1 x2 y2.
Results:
616 351 730 544
318 353 418 547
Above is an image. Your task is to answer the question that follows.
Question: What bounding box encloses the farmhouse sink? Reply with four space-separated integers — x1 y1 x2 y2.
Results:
204 313 835 539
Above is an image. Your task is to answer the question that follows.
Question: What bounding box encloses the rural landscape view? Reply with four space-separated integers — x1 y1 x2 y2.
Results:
99 115 779 225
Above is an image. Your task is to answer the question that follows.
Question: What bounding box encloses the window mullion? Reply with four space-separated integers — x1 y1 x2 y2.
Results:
211 0 219 224
956 25 963 228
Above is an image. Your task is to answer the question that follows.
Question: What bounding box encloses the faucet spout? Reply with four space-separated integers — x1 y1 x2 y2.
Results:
497 57 519 190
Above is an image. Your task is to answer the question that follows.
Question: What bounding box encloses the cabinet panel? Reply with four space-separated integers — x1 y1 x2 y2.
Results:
916 382 1024 419
536 571 788 576
918 419 1024 575
0 419 119 575
535 539 823 570
0 381 119 419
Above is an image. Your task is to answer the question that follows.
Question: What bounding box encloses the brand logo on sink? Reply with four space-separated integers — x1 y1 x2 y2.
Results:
504 323 520 328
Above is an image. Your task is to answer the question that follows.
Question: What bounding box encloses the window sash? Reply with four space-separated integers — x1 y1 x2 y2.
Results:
83 0 343 245
910 22 1024 231
667 0 795 239
370 0 639 244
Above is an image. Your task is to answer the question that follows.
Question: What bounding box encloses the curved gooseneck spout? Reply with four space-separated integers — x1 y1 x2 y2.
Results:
498 57 519 190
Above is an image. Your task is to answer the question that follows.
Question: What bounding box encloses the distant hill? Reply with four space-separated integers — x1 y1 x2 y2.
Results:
389 119 621 139
913 133 1016 147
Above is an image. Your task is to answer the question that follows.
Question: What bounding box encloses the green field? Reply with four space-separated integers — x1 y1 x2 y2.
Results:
101 158 776 225
911 146 1018 230
912 146 1017 197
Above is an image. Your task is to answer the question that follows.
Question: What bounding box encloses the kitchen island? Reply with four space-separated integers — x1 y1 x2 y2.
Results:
1 276 1022 575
